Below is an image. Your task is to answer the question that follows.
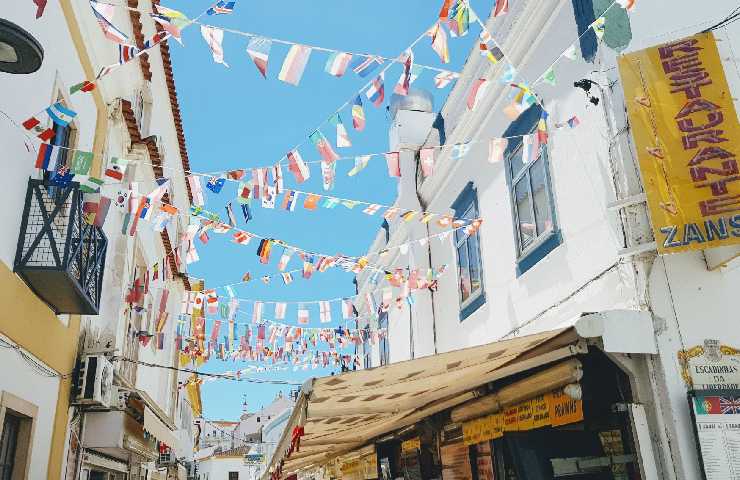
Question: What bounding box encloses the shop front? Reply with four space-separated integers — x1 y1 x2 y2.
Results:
456 350 641 479
266 316 659 480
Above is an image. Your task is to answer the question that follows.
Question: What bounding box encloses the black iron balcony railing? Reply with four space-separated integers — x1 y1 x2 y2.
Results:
14 178 107 314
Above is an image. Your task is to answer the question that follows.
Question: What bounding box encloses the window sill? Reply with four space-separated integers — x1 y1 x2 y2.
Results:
460 291 486 322
516 229 563 277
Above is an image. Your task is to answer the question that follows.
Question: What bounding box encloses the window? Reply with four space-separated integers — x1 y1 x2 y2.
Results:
452 183 485 320
362 325 372 369
503 105 561 276
378 312 389 366
51 119 73 167
0 392 37 480
229 472 239 480
0 412 20 480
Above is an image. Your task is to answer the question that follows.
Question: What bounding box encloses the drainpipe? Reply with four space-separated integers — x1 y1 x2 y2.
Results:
415 160 438 356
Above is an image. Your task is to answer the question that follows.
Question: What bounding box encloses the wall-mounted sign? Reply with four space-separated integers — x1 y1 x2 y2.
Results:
243 454 264 465
678 339 740 389
689 390 740 479
462 389 583 446
401 437 421 453
618 32 740 254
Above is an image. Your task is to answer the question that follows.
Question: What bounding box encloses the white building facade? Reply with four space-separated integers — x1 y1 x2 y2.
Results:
355 1 740 479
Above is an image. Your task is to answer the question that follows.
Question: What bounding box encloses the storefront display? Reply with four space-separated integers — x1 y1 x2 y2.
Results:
689 389 740 480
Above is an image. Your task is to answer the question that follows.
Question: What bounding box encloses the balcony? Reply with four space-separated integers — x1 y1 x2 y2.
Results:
14 178 107 314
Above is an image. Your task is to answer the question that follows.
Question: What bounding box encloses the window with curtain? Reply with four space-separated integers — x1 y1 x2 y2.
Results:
452 183 485 320
503 105 561 275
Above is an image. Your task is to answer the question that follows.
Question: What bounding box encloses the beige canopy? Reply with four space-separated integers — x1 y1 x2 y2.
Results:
268 327 585 476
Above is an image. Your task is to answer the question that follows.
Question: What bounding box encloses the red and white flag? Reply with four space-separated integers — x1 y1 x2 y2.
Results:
188 175 205 206
275 302 287 320
420 148 435 177
363 204 382 215
467 78 490 110
298 307 309 324
385 152 401 177
278 44 311 86
252 301 263 324
287 150 310 183
434 71 458 88
394 50 414 96
319 301 332 323
488 138 508 164
341 299 354 319
494 0 509 17
200 25 229 67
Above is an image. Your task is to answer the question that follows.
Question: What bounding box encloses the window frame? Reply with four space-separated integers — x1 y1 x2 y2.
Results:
502 106 562 276
0 391 37 480
362 324 372 369
451 183 486 321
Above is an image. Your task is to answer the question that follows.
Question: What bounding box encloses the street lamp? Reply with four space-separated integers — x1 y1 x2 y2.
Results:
0 18 43 74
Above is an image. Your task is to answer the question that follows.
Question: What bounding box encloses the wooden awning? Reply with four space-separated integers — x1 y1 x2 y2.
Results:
268 327 583 477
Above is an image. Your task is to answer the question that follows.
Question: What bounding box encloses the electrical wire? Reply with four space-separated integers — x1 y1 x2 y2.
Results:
0 336 74 379
113 356 302 385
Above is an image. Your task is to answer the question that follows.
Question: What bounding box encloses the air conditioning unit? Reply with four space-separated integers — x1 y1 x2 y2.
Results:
74 355 114 408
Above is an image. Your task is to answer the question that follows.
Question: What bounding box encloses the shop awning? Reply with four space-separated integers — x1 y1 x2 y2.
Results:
268 327 586 477
144 406 179 450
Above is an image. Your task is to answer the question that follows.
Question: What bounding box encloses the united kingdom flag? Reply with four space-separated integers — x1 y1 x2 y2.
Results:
720 396 740 414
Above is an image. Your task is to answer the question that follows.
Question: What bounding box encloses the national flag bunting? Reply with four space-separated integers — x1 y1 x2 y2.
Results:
494 0 509 17
430 23 450 63
206 176 226 193
363 204 381 215
297 307 309 325
282 190 299 211
351 95 366 131
329 114 351 148
348 155 371 177
246 37 271 78
233 231 251 244
309 131 339 163
200 25 229 67
320 160 336 191
275 303 287 320
287 150 310 183
46 102 77 127
467 78 490 110
420 148 435 177
90 1 128 44
77 175 104 193
207 0 236 15
434 71 458 88
319 301 331 323
278 45 311 86
325 52 352 77
187 175 205 206
342 299 354 319
22 117 54 141
394 50 414 96
119 44 140 64
225 202 238 226
488 138 508 164
385 152 401 177
351 55 384 77
35 144 61 171
152 5 189 43
303 194 321 210
366 73 385 107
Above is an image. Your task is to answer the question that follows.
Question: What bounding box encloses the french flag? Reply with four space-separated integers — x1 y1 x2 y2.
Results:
366 73 385 107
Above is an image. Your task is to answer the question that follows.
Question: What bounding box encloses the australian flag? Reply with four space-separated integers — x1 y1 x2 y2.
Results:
206 176 226 193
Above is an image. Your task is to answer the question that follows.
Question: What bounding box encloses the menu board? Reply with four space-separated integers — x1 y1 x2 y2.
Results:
441 442 472 480
691 391 740 479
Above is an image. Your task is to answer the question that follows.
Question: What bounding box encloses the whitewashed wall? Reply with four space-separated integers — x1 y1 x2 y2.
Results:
356 1 740 478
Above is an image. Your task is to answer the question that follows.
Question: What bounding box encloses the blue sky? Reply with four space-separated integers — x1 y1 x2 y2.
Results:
169 0 485 420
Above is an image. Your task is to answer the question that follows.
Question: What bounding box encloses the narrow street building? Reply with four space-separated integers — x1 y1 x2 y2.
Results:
269 1 740 479
0 1 197 479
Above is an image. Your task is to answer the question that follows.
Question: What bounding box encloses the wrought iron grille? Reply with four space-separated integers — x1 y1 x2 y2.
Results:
14 179 108 314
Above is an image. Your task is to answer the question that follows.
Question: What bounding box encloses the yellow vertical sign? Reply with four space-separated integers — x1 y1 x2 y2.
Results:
618 32 740 253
